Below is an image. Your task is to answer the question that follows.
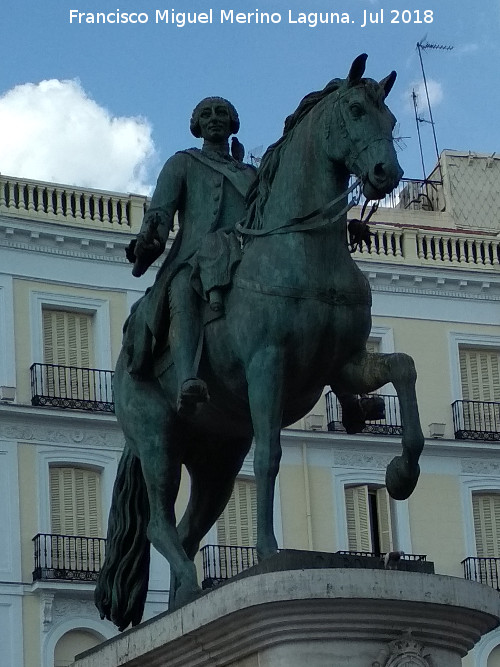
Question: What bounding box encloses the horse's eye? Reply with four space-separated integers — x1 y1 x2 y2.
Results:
350 103 364 118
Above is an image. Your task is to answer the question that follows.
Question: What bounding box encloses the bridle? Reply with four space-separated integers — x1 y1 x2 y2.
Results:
236 83 390 239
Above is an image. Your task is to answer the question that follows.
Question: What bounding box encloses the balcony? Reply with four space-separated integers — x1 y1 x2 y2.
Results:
33 533 106 582
201 544 258 589
325 392 402 436
378 178 443 212
452 400 500 441
462 556 500 591
0 173 147 231
30 363 114 412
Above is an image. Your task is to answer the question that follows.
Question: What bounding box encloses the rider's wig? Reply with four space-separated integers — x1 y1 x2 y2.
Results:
190 97 240 137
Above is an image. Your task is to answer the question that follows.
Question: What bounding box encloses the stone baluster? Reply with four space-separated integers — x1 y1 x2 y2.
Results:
102 197 110 223
26 183 36 213
74 191 84 221
394 230 403 258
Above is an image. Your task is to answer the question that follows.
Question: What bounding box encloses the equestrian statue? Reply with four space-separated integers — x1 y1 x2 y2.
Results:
95 54 425 631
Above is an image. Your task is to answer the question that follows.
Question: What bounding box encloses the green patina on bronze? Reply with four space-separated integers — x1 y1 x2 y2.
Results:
95 55 425 631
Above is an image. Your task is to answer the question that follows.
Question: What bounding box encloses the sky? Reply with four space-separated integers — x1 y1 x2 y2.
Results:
0 0 499 195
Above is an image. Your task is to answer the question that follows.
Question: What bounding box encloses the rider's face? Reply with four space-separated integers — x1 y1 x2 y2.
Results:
198 103 232 142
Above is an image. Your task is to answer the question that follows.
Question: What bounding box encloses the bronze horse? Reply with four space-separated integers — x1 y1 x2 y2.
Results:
96 54 424 630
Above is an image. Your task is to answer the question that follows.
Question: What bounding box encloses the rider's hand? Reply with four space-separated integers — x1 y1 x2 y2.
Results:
134 233 164 261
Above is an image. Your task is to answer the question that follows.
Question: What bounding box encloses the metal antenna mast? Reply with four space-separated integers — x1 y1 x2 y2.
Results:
416 39 453 180
412 89 427 181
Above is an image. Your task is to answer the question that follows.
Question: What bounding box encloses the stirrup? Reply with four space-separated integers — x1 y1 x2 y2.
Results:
177 378 209 416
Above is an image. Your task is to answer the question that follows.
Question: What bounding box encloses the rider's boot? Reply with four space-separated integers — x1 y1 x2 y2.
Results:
169 272 209 417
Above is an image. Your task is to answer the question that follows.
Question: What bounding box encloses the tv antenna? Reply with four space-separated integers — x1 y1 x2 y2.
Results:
249 145 264 167
393 122 409 153
416 39 453 181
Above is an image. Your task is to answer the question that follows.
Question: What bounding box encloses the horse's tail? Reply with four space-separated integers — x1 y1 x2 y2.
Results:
95 446 151 631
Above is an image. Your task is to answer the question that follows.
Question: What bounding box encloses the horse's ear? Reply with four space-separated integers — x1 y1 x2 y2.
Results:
380 71 397 98
347 54 368 86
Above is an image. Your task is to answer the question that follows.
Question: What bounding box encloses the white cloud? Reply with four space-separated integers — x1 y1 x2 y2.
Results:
0 79 156 194
403 78 444 113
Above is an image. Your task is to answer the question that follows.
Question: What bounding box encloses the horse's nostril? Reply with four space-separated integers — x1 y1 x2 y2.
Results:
373 162 385 178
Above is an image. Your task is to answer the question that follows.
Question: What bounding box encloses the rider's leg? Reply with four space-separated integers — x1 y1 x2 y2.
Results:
168 267 208 415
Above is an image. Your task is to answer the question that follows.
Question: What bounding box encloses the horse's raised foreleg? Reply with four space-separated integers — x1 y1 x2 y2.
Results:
332 352 425 500
246 347 283 560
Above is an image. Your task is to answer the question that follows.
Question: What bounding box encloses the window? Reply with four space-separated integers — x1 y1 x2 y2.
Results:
43 309 94 368
42 309 95 400
460 348 500 403
459 348 500 434
49 465 103 572
50 465 102 537
345 484 393 554
472 492 500 558
217 479 257 547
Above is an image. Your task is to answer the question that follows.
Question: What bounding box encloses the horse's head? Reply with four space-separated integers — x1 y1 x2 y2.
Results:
327 54 403 200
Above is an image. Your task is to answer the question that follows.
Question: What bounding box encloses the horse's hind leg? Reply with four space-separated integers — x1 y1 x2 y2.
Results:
139 426 200 608
172 436 251 600
115 369 199 609
332 351 425 500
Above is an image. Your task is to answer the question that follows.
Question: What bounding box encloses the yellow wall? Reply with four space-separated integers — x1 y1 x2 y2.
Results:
18 443 38 582
408 474 465 577
373 316 500 439
12 278 129 403
279 465 311 550
308 466 335 552
22 595 41 667
55 629 103 666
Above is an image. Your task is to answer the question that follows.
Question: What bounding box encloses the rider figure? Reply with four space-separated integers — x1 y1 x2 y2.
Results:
127 97 256 416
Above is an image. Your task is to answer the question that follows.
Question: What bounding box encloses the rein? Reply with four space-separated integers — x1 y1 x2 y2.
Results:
235 178 361 238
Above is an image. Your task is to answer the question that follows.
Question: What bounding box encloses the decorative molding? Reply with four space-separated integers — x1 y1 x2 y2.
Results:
0 413 124 449
41 593 55 632
29 290 112 370
334 451 392 469
52 597 98 625
461 459 500 475
373 630 433 667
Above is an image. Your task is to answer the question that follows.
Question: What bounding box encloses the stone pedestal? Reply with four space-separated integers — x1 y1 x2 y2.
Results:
73 566 499 667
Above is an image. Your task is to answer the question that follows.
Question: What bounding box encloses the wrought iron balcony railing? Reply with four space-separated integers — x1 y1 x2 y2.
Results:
201 544 258 589
452 400 500 441
33 533 106 582
325 392 402 436
351 177 443 212
30 363 114 412
462 556 500 591
201 545 429 589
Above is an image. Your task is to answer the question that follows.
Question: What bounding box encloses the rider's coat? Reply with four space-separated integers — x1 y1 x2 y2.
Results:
124 148 256 375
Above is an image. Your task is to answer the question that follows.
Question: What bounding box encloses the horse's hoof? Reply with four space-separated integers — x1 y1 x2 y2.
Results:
385 456 420 500
172 582 201 609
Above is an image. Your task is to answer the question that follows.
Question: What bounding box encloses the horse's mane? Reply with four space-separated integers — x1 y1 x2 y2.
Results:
243 77 344 233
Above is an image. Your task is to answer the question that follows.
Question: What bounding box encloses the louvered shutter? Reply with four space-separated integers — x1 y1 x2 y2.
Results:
217 479 257 547
345 485 372 552
43 310 94 399
376 487 394 553
472 493 500 558
50 467 102 536
459 348 500 431
50 466 103 571
460 349 500 402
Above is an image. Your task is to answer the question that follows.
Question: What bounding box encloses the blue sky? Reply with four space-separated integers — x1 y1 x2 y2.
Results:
0 0 499 193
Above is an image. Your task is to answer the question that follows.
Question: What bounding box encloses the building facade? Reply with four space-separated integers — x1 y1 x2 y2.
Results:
0 151 499 666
